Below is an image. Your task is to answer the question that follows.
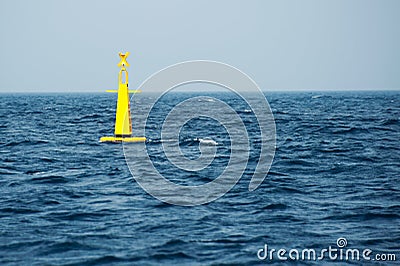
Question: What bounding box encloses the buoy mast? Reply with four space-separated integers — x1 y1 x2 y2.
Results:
100 52 146 143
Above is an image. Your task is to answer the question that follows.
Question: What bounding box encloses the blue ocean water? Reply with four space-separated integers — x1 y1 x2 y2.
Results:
0 91 399 265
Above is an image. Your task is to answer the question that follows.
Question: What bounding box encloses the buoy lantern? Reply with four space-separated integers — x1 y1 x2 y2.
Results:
100 52 146 143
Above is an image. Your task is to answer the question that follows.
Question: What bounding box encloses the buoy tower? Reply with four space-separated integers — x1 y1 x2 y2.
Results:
100 52 146 143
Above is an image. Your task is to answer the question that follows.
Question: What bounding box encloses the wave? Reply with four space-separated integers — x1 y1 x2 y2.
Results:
2 139 49 147
147 137 218 146
332 127 370 134
381 118 398 126
197 138 218 146
30 175 69 184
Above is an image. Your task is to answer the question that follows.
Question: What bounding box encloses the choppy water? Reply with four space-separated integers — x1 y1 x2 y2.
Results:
0 91 399 265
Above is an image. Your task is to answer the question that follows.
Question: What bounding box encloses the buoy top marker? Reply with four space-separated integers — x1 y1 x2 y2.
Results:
117 52 130 68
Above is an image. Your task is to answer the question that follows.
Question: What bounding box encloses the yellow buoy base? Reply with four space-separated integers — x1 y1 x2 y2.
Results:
100 136 146 143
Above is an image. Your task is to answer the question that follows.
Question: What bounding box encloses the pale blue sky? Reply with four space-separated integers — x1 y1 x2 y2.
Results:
0 0 399 92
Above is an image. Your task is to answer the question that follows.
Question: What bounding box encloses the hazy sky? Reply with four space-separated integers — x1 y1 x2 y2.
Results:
0 0 399 92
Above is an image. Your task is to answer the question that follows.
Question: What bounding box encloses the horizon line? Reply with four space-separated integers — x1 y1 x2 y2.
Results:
0 88 399 94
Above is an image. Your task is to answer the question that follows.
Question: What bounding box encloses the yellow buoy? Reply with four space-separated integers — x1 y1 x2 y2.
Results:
100 52 146 143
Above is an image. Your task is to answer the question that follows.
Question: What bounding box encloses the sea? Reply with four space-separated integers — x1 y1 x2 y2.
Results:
0 91 399 265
